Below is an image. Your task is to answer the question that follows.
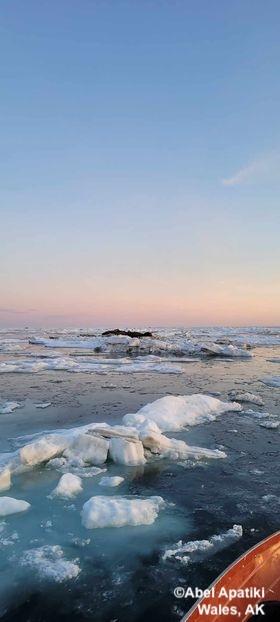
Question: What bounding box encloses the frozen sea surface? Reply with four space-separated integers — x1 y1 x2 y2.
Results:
0 326 279 622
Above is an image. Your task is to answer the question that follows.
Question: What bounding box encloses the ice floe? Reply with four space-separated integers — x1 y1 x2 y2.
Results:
20 436 68 467
64 433 109 466
123 395 242 433
0 497 30 516
50 473 83 498
259 420 280 429
228 392 264 405
81 495 165 529
20 545 80 582
0 394 231 488
0 402 21 415
98 476 124 487
162 524 243 565
0 468 11 492
109 437 146 466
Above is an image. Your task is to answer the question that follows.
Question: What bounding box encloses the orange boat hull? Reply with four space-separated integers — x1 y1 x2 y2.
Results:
183 531 280 622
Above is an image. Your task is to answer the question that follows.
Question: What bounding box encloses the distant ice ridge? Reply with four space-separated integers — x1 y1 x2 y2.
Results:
200 343 252 358
81 496 165 528
28 332 254 358
20 545 80 582
0 394 234 490
162 524 243 565
0 356 183 375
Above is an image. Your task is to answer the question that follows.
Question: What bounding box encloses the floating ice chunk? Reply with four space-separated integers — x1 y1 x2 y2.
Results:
0 468 11 492
20 545 80 582
201 344 252 358
163 524 243 564
261 376 280 388
123 395 241 433
98 476 124 487
81 495 165 528
109 437 146 466
229 392 264 405
0 402 21 415
20 435 68 467
29 336 102 349
65 434 109 465
159 439 226 461
259 420 280 429
0 496 30 516
51 473 83 498
34 402 51 409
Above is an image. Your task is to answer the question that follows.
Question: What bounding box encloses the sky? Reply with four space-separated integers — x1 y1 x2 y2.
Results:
1 0 279 327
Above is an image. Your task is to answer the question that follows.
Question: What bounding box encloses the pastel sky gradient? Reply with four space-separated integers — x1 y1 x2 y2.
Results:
1 1 279 327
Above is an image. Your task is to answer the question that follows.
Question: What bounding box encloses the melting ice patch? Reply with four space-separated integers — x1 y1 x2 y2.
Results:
123 395 242 433
162 524 243 565
81 495 165 529
20 545 81 582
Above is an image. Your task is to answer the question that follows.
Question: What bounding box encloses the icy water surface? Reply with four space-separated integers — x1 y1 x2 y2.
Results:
0 327 279 621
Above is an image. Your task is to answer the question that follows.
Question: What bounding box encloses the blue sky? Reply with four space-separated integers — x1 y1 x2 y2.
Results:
1 0 279 326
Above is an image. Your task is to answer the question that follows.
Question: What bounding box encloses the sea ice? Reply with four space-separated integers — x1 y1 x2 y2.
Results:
201 344 252 358
20 436 68 467
259 420 280 429
98 476 124 487
163 524 243 564
0 497 30 516
0 402 21 415
20 545 80 582
109 437 146 466
229 392 264 406
81 495 165 528
0 468 11 492
50 473 83 498
123 395 241 433
65 433 109 465
0 356 183 375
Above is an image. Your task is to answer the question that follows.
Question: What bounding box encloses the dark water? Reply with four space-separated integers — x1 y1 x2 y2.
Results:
0 329 279 621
